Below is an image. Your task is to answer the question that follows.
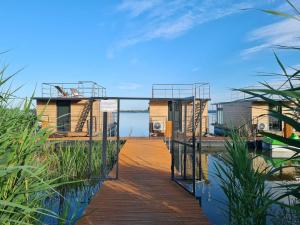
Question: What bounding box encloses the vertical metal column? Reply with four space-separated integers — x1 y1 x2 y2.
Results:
88 99 93 178
102 112 107 179
183 102 187 180
192 98 196 196
171 101 175 180
116 99 120 179
198 101 203 181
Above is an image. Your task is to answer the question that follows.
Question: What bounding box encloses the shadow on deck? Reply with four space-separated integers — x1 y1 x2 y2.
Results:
77 139 210 225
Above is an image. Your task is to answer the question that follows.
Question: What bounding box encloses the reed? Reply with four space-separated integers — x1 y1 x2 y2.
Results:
34 140 118 181
215 130 272 225
0 70 66 223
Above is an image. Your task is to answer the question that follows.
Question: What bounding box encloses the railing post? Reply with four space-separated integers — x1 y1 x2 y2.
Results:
102 111 108 179
88 99 93 178
171 100 175 180
116 99 120 179
183 102 187 180
198 101 203 181
192 97 196 196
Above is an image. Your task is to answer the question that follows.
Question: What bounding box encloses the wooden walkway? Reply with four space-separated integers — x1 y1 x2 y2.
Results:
77 139 210 225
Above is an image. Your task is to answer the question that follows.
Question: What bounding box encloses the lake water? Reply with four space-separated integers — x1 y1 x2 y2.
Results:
119 112 149 137
119 112 216 137
43 112 299 224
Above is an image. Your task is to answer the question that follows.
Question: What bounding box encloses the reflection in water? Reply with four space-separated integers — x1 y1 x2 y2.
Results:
174 148 300 225
42 180 102 225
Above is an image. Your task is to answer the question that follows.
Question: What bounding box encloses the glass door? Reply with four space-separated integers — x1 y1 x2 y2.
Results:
57 100 71 132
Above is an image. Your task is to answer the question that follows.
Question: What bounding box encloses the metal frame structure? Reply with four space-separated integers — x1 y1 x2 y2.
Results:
35 81 210 195
42 81 106 98
170 96 199 196
152 83 210 99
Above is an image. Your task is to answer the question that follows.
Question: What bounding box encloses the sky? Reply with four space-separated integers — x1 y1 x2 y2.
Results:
1 0 300 109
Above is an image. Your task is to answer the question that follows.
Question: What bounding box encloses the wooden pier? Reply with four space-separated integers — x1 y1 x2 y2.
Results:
77 139 209 225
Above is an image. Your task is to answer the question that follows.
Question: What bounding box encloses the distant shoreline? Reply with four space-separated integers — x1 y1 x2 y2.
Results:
120 110 149 113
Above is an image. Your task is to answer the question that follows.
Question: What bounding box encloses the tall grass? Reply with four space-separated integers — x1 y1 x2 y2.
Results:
215 2 300 224
0 69 65 223
215 131 272 225
33 140 118 181
0 59 120 224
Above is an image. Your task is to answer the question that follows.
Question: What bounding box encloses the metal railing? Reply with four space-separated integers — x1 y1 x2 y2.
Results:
41 81 106 98
152 83 210 99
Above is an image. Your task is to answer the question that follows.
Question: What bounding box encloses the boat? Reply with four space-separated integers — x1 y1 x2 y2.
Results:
262 133 300 158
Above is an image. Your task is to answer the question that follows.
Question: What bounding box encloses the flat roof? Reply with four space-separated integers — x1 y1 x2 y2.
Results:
212 98 288 105
34 96 211 101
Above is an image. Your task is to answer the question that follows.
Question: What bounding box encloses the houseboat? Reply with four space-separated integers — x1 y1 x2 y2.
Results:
149 83 210 137
34 81 116 138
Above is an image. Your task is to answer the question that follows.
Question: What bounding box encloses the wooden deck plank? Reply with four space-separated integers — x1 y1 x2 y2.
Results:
77 139 210 225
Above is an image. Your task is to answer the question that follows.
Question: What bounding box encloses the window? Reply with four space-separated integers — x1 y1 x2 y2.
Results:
269 104 282 131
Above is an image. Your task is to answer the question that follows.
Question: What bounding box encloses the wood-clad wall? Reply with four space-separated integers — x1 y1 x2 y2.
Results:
223 101 252 129
149 100 169 133
36 100 57 131
251 102 269 127
149 99 209 136
36 99 102 133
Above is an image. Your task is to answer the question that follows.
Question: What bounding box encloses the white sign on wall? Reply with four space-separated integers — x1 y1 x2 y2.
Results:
100 100 118 112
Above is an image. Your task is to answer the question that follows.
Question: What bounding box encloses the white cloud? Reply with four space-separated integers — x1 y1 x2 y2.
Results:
118 82 142 90
117 0 161 17
241 1 300 58
108 0 254 57
242 19 300 57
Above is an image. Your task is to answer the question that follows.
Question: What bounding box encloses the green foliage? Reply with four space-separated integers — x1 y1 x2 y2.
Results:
215 131 272 225
0 71 65 224
33 140 118 181
0 60 119 224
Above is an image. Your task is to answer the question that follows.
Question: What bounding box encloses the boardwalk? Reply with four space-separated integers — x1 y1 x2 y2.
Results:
77 139 210 225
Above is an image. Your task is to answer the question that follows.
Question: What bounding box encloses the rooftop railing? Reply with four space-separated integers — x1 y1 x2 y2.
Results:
41 81 106 98
152 83 210 99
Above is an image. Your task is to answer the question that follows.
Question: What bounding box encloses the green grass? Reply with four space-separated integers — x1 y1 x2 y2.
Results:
215 131 272 225
0 62 120 224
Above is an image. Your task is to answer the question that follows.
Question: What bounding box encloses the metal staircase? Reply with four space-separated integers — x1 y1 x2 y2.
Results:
187 101 207 133
75 101 92 132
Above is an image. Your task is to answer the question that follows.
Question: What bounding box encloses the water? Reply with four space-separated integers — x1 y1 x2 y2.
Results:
42 148 300 225
120 112 149 137
43 181 102 225
174 149 300 225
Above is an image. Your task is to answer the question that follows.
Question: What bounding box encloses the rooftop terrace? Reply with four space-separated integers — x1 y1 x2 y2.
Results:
152 83 210 99
41 81 106 98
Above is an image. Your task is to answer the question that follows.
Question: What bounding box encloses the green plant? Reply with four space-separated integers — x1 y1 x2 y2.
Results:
215 130 272 225
236 1 300 214
0 70 66 223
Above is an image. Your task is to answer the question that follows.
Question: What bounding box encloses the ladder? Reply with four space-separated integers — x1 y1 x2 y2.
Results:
187 101 207 133
75 101 92 132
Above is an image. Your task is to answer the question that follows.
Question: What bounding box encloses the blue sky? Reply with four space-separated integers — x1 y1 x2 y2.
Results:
1 0 300 109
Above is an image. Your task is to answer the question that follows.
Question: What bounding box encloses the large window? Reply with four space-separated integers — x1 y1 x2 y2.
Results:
269 104 282 131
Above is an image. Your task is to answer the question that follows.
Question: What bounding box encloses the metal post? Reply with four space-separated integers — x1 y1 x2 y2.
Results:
102 112 107 179
198 100 203 181
88 99 93 178
116 99 120 179
171 101 175 180
192 98 196 196
179 144 182 176
183 102 187 180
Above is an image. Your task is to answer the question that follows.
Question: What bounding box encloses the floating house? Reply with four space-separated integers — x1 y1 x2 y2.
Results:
213 98 292 136
149 83 210 137
34 81 115 137
34 81 210 139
